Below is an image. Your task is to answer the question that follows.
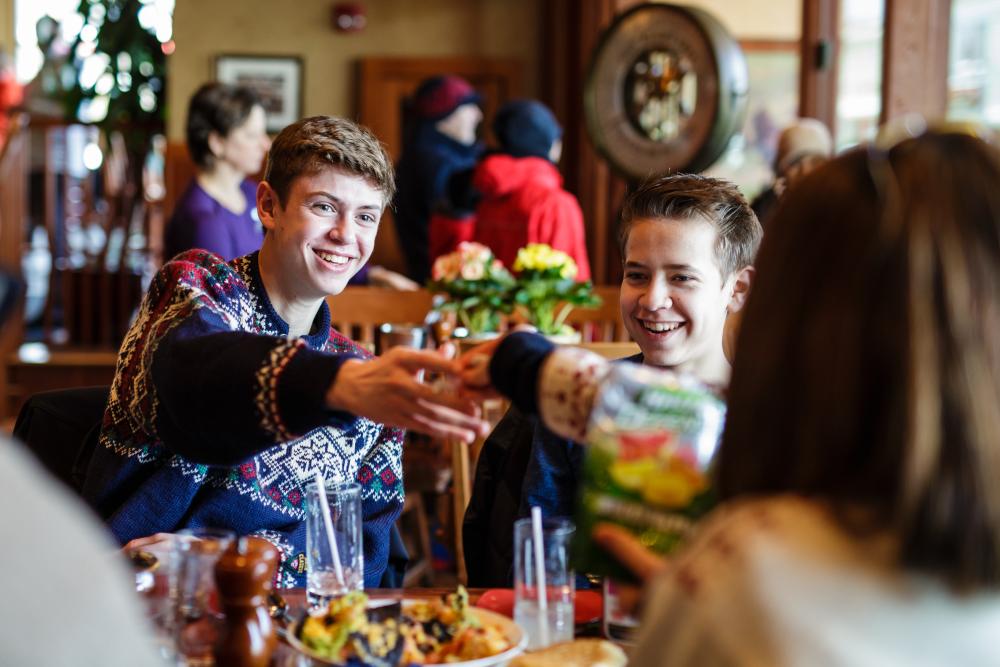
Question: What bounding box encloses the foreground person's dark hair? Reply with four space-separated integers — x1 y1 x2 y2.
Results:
717 130 1000 591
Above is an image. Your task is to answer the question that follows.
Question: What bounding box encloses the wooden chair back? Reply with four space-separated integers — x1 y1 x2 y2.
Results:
325 287 435 347
564 285 630 342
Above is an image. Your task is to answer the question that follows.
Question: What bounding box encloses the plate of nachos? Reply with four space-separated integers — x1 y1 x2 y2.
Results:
286 587 526 667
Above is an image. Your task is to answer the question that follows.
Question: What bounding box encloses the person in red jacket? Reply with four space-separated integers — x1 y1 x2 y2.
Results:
472 100 591 281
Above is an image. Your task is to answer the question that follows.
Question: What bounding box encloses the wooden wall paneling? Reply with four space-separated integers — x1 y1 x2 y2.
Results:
544 0 636 286
356 57 524 274
43 127 57 339
0 117 29 420
799 0 839 132
880 0 951 123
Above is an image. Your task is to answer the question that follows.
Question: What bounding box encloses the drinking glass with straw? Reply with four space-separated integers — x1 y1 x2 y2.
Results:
305 475 363 609
513 510 575 649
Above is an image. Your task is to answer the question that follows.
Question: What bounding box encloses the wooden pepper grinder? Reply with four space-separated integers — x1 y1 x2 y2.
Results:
213 536 279 667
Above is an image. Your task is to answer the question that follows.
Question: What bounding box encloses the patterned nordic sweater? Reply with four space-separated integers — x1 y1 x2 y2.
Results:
82 250 404 588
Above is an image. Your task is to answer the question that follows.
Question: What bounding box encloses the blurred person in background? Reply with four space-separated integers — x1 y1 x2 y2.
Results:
472 99 591 281
165 82 270 262
751 117 833 225
395 75 483 283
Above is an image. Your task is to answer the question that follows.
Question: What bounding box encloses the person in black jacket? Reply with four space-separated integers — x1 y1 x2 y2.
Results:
462 173 761 586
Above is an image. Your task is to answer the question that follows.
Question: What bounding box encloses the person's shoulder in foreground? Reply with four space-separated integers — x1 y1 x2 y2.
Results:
0 441 162 666
629 496 1000 667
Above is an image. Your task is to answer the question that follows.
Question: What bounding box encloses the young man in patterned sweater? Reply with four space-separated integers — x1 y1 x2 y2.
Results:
83 116 487 587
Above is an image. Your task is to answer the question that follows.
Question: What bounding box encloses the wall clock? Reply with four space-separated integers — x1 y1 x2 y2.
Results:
584 3 749 179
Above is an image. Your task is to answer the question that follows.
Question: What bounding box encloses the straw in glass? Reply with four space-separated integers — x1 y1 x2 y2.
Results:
531 506 550 647
314 472 346 588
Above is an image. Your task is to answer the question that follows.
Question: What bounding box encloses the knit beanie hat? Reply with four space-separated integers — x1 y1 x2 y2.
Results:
412 75 481 121
775 118 833 174
493 99 562 160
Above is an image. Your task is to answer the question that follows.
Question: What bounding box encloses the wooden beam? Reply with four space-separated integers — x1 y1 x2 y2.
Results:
881 0 952 123
799 0 839 132
541 0 636 285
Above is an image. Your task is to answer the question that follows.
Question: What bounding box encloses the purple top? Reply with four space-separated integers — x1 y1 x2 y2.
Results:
164 179 264 262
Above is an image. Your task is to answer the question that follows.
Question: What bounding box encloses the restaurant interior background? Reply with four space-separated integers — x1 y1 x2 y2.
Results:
0 0 996 583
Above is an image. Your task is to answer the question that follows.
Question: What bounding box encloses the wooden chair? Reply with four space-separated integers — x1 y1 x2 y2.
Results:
564 285 629 342
398 491 434 587
450 396 509 585
325 287 435 347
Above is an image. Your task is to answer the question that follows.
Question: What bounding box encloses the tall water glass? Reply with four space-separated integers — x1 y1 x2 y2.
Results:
171 527 235 666
513 517 575 650
305 480 364 609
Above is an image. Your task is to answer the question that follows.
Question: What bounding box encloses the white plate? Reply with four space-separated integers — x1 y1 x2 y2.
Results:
285 601 527 667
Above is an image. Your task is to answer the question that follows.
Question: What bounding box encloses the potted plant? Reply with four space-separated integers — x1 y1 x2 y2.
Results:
427 242 515 338
511 244 602 342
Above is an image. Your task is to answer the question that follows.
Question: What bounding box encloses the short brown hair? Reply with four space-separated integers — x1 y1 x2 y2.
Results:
186 82 262 169
264 116 395 207
618 173 762 276
718 131 1000 591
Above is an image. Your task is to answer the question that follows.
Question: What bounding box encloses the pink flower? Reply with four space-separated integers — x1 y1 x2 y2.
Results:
432 254 459 281
461 261 485 280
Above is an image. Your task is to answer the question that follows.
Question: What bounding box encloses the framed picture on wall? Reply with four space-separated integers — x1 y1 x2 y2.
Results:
703 40 800 200
215 55 304 133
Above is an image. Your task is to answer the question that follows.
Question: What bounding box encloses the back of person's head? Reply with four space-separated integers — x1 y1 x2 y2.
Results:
618 173 762 277
775 118 833 175
719 128 1000 590
493 99 562 160
186 82 262 169
264 115 395 208
411 75 481 122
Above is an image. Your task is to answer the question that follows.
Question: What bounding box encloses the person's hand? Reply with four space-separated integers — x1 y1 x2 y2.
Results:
456 325 537 399
592 523 669 583
327 347 489 443
367 265 420 291
456 335 506 399
122 532 174 554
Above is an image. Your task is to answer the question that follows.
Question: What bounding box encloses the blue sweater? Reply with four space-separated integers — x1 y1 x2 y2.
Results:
82 250 404 588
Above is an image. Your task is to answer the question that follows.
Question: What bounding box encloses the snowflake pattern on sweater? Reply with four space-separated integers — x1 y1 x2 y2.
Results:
83 250 404 588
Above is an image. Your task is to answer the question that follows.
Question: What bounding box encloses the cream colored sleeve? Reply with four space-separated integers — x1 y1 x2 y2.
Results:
536 346 611 442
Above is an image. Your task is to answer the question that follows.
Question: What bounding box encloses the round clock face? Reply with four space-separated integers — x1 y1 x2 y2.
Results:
585 3 749 179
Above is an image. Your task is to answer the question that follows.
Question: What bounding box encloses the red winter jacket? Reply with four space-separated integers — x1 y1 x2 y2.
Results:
472 155 591 281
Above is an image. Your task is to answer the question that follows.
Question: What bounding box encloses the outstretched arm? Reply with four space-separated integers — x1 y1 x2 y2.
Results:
459 331 610 442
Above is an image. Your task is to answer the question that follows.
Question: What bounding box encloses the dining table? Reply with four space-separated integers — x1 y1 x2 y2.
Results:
147 579 604 665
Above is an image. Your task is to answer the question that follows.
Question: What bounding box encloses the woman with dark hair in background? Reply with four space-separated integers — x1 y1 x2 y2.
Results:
463 126 1000 665
164 82 270 262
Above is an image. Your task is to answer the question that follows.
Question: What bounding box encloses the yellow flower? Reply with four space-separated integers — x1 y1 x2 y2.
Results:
514 243 577 276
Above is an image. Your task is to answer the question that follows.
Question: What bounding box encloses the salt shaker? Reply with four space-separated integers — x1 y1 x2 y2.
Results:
213 536 279 667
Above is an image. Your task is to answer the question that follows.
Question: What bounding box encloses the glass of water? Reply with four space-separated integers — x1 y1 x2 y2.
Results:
513 517 575 650
305 480 364 609
171 527 235 666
